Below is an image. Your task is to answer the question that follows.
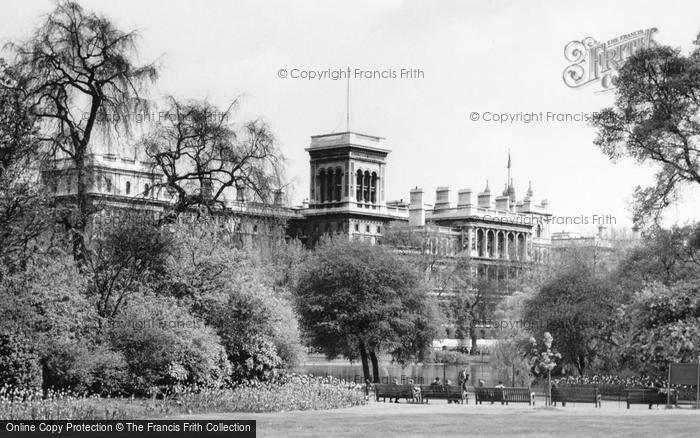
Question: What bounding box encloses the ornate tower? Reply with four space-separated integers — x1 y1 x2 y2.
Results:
307 131 389 209
298 131 406 244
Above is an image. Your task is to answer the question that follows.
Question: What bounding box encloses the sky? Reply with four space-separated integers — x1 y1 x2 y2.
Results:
2 0 700 234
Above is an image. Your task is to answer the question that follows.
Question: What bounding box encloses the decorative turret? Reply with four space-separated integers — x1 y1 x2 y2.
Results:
478 180 492 208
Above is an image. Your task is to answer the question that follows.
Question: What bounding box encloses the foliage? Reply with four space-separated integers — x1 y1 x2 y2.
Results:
0 61 47 274
0 331 42 390
295 237 439 382
490 290 534 386
620 281 700 377
165 222 304 375
590 34 700 225
526 332 563 381
5 0 158 263
615 224 700 290
86 213 173 317
107 294 231 395
431 350 471 364
41 340 129 396
524 267 621 375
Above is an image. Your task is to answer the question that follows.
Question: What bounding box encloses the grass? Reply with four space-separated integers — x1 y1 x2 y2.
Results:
176 399 700 437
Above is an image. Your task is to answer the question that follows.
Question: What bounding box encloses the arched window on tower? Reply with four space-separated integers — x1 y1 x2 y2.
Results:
318 169 326 203
125 181 131 195
326 168 334 202
370 172 377 204
144 183 150 196
356 170 363 202
363 171 370 203
335 168 342 202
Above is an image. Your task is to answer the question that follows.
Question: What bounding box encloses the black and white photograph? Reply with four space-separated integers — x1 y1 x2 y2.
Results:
2 1 700 437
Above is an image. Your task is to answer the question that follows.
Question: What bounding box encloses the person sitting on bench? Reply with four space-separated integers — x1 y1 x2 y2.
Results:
408 379 421 403
390 378 400 403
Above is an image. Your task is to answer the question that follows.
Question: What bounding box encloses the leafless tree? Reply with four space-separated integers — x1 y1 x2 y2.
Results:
5 1 158 265
142 96 285 220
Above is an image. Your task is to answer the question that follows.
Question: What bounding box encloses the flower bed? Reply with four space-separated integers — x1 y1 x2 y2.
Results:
0 375 365 420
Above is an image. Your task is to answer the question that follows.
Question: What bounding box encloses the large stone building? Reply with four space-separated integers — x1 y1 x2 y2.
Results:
44 128 553 273
291 130 552 279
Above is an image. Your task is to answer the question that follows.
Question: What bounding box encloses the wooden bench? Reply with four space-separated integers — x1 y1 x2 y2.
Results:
419 385 466 404
501 387 536 405
551 387 601 407
474 387 505 405
374 384 415 403
626 389 677 409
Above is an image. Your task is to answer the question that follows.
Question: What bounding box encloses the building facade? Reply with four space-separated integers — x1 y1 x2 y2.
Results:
292 131 552 277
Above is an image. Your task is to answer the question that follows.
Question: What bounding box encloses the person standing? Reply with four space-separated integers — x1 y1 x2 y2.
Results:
458 367 470 404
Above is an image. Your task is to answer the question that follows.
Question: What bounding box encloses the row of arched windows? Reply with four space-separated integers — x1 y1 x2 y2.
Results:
356 170 377 204
316 167 380 204
318 168 343 203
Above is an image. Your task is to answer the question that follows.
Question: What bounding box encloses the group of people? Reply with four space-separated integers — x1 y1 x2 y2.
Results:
374 367 473 404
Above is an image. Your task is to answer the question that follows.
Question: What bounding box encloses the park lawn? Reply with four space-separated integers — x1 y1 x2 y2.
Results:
177 400 700 437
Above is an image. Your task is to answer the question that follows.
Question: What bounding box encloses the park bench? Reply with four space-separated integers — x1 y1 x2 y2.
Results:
502 387 536 405
374 384 416 403
551 387 601 407
419 385 466 404
474 387 505 405
474 387 534 405
626 389 677 409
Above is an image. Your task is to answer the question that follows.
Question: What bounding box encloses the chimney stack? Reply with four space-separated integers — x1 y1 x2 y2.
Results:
457 189 472 208
409 187 425 226
434 187 451 210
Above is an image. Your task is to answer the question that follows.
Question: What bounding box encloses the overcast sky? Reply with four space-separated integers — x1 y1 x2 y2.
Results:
3 0 700 234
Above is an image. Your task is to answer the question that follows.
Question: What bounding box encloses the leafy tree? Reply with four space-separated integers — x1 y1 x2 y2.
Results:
615 224 700 291
620 281 700 378
491 290 534 386
591 34 700 225
5 0 157 264
526 332 562 404
524 267 621 375
295 237 439 382
85 213 173 317
0 255 128 393
0 61 48 275
164 222 304 376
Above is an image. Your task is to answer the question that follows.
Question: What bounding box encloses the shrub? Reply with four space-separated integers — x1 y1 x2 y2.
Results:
432 350 471 364
108 295 231 395
42 340 129 396
0 330 42 390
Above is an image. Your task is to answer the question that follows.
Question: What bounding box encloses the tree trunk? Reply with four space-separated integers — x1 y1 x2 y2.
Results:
369 350 380 383
358 341 371 383
72 156 88 267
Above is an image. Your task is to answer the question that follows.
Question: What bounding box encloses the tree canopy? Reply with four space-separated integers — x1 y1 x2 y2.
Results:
591 35 700 225
294 237 439 382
